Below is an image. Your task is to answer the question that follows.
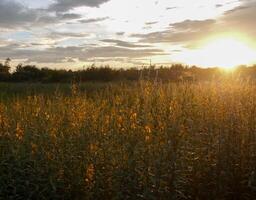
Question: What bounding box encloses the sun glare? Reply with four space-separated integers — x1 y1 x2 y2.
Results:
202 38 256 69
177 37 256 69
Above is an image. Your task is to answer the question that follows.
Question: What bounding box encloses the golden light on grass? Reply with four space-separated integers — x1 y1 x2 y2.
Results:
2 82 256 199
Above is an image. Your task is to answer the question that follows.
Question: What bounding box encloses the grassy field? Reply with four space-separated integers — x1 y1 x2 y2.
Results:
1 81 256 199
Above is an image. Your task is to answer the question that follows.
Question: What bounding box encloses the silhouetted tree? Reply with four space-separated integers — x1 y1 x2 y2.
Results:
0 58 11 81
0 60 255 83
12 65 45 82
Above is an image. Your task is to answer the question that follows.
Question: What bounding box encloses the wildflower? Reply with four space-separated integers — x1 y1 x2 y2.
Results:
131 123 136 129
130 112 137 120
145 135 151 142
15 122 24 140
85 164 95 184
144 125 152 142
105 115 110 125
118 116 123 123
31 143 38 154
117 116 123 128
89 143 98 153
145 125 152 134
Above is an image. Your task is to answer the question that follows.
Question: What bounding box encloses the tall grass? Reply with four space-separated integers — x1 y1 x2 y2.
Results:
1 81 256 199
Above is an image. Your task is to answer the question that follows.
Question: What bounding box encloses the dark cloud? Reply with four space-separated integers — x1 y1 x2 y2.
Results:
215 4 223 8
170 19 216 31
35 14 83 26
48 0 111 12
116 32 125 36
36 15 59 25
145 21 158 25
101 39 152 48
0 0 84 28
0 43 165 63
58 13 82 20
0 44 85 63
131 19 216 44
30 43 55 46
0 0 37 28
82 46 166 60
166 7 178 10
79 17 109 24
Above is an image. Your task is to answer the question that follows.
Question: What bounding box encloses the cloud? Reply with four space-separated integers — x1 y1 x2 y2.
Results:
81 46 166 60
48 0 111 12
0 0 37 28
0 0 84 29
101 39 152 48
170 19 216 31
130 1 256 49
58 13 82 20
219 1 256 36
79 17 109 24
116 32 125 36
48 32 90 39
145 21 158 25
0 43 165 63
0 43 84 63
0 39 13 47
166 7 178 10
215 4 223 8
131 19 216 44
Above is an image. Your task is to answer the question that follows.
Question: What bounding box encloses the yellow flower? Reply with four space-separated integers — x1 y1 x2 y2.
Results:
145 125 152 134
31 143 38 154
85 164 95 184
144 125 152 142
130 112 137 120
118 116 123 123
145 135 151 142
15 122 24 140
89 143 98 153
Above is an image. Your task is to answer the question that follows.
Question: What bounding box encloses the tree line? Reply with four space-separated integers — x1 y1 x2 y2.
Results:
1 58 256 83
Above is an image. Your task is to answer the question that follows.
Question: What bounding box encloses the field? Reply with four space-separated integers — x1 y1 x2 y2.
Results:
1 81 256 199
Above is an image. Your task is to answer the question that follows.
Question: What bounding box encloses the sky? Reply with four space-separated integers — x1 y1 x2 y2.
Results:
0 0 256 69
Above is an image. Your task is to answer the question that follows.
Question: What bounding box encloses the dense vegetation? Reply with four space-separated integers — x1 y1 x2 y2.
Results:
1 58 256 83
1 81 256 199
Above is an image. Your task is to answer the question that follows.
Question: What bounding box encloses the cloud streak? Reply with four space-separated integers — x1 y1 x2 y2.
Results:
79 17 109 24
0 43 165 63
48 0 111 12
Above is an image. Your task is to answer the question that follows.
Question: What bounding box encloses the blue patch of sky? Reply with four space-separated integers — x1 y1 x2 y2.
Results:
3 31 34 41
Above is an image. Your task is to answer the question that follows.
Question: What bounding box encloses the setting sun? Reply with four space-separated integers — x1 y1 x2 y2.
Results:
200 38 256 68
175 37 256 69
